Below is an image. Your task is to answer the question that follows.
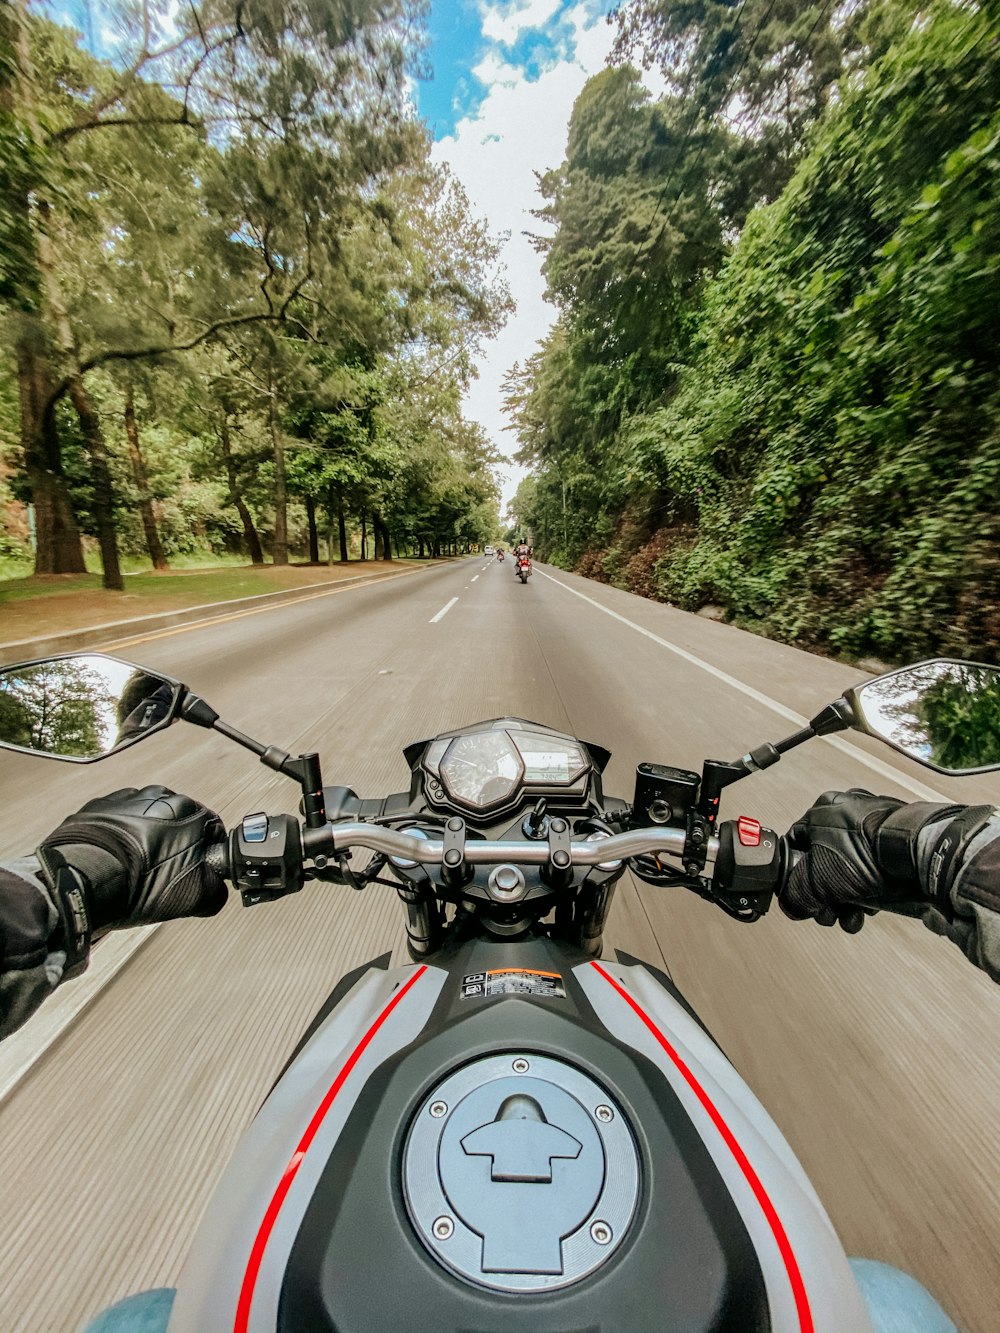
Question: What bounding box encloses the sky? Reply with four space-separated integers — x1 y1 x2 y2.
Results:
416 1 619 512
45 0 621 513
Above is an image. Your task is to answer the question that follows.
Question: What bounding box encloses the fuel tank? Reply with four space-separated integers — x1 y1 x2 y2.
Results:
167 938 873 1332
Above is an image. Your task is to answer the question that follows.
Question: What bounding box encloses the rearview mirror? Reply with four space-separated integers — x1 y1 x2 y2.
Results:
845 659 1000 775
0 654 181 762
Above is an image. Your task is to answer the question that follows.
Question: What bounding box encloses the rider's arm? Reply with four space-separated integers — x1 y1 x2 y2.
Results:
0 859 72 1041
0 787 226 1041
781 791 1000 982
892 802 1000 981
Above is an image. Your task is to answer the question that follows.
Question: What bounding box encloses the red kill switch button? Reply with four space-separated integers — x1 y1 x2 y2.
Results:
737 817 761 847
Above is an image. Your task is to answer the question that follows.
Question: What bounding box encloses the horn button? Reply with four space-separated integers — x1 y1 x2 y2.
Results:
403 1054 640 1292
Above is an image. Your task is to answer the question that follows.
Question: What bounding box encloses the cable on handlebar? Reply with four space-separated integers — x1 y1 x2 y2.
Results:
337 853 366 891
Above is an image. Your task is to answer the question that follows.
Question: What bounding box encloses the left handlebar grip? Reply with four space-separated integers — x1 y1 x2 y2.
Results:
205 840 231 881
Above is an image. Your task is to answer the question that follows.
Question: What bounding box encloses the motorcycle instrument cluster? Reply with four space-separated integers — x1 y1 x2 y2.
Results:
424 721 590 815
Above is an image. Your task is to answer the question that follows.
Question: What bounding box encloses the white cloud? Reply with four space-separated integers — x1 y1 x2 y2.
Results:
480 0 565 47
433 4 615 509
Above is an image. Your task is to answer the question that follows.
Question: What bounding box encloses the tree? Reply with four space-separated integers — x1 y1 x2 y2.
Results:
2 0 422 582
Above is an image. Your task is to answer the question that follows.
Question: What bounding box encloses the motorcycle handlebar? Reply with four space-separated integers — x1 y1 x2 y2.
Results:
304 821 718 870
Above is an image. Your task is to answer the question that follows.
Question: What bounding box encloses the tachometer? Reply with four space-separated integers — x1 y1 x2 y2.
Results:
439 731 524 810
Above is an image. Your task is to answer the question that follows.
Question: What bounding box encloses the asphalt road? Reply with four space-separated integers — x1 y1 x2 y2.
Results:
1 557 998 1332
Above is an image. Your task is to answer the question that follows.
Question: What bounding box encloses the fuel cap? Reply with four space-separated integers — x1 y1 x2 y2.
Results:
403 1053 640 1292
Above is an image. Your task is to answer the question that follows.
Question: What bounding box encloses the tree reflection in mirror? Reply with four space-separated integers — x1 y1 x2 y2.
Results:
853 661 1000 773
0 655 178 761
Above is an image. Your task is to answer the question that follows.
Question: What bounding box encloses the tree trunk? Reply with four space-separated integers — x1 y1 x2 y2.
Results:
372 515 383 560
268 385 287 565
305 494 319 563
418 537 425 559
360 509 367 561
8 8 85 574
326 488 337 565
219 413 264 564
373 510 393 562
16 336 85 574
124 383 168 570
29 194 122 588
338 494 348 563
67 378 123 590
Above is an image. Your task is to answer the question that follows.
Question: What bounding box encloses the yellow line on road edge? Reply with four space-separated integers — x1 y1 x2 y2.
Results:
101 565 437 653
0 563 447 1101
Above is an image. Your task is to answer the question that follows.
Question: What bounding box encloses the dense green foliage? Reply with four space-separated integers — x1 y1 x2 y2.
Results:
509 0 1000 663
0 1 507 586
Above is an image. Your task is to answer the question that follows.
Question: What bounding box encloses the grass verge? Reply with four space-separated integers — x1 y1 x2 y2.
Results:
0 559 440 644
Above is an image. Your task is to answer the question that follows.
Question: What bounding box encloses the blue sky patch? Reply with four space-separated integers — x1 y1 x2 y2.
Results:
416 0 614 140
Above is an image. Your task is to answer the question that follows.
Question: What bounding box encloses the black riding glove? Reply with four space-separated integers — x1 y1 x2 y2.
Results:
782 789 995 936
36 786 227 968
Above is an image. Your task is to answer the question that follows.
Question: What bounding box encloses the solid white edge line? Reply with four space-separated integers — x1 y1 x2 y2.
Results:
429 597 459 624
535 568 947 802
0 924 161 1105
1 564 461 1099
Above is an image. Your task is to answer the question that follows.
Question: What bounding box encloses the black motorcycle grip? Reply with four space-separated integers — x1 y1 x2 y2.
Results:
206 840 231 880
780 841 804 889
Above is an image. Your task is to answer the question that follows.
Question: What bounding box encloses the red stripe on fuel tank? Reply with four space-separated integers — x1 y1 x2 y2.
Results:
234 964 428 1333
591 960 814 1333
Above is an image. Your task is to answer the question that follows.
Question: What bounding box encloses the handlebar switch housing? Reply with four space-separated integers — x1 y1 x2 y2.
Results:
231 813 304 906
713 818 780 916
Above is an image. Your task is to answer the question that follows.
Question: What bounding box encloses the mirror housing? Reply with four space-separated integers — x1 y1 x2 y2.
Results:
845 658 1000 775
0 654 182 763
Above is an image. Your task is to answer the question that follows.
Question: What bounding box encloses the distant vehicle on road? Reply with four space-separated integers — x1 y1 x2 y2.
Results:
484 545 494 555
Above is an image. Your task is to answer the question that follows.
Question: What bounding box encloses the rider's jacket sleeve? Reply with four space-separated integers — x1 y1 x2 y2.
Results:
914 811 1000 983
0 857 69 1041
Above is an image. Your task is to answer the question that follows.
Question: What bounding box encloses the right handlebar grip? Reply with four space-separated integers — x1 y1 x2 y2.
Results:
781 843 804 891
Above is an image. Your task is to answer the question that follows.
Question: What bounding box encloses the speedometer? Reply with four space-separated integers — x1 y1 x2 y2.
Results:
439 731 524 810
517 736 588 784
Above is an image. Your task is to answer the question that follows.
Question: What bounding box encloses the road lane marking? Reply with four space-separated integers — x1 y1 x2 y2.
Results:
0 925 161 1105
472 575 479 582
430 597 459 624
102 565 444 653
0 564 457 1098
536 568 946 801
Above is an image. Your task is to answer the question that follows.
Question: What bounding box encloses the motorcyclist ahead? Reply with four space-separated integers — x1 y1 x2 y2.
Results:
1 786 999 1041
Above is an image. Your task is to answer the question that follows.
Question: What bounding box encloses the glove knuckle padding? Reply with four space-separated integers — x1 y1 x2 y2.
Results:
37 788 226 931
781 790 904 926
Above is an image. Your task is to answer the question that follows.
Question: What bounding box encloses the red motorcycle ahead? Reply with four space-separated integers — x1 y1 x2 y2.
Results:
514 547 532 583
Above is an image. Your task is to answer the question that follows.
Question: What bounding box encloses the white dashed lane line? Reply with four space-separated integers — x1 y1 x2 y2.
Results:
429 597 459 624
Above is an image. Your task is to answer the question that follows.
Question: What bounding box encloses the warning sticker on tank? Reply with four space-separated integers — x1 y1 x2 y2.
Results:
460 969 566 999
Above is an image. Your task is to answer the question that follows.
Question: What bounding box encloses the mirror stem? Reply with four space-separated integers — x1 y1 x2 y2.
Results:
808 698 855 735
179 692 326 826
